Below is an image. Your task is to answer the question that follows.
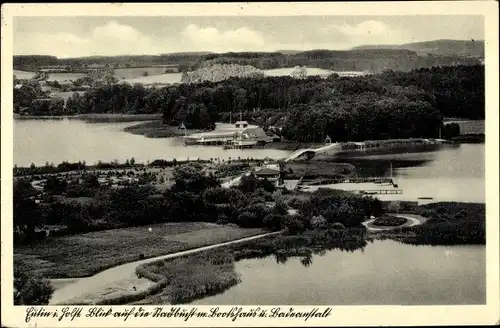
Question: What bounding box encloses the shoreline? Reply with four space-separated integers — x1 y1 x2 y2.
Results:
14 113 162 123
49 231 280 305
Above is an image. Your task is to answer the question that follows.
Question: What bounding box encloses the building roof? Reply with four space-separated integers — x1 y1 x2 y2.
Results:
236 127 270 141
235 121 248 125
14 84 23 89
254 167 280 176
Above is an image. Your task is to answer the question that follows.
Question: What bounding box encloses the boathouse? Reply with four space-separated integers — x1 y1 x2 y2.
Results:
235 120 249 128
184 122 272 147
254 167 281 182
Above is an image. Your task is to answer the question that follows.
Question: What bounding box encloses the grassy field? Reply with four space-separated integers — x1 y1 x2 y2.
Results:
114 67 173 80
14 222 266 279
120 73 183 85
123 120 197 138
14 69 35 79
46 72 87 82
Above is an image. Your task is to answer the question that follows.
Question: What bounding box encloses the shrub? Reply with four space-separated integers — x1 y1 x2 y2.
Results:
14 268 54 305
372 215 407 227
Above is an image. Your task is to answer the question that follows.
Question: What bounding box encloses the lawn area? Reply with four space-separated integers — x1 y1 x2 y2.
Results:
14 222 266 279
114 67 172 80
123 120 198 138
372 215 408 227
284 161 355 179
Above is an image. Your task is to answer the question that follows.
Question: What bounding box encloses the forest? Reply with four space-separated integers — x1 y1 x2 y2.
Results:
13 162 382 245
14 65 484 142
14 46 481 72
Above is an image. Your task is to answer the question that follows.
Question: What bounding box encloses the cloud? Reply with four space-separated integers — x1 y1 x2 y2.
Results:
15 21 270 57
15 20 171 57
330 20 411 46
14 19 414 57
181 24 265 52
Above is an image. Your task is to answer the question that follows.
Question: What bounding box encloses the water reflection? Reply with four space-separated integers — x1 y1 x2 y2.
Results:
300 254 313 267
272 234 370 268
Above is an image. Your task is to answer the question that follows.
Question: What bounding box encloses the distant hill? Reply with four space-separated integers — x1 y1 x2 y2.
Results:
14 41 483 74
352 39 484 57
275 50 302 55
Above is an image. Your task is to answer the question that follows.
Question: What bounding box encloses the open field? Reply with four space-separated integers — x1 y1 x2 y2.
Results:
120 73 183 85
46 72 87 82
14 69 35 79
114 67 175 80
285 161 355 179
263 67 369 77
444 120 485 134
14 222 266 279
123 120 197 138
50 91 86 101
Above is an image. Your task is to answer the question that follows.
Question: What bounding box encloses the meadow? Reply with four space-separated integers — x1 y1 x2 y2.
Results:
14 69 35 79
114 67 175 80
120 73 183 85
14 222 266 279
46 72 87 82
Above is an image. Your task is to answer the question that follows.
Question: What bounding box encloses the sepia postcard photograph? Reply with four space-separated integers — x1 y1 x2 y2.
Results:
1 2 499 327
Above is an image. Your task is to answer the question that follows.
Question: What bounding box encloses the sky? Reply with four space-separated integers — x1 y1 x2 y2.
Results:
13 16 484 58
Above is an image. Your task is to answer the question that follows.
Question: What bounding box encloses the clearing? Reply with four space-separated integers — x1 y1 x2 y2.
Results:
14 222 266 279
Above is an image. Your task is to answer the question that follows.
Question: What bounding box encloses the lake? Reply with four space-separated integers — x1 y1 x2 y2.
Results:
13 119 291 167
14 119 486 306
191 239 485 305
322 143 485 203
14 119 485 204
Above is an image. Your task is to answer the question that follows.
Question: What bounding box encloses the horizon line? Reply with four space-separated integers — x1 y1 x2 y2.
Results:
12 38 485 60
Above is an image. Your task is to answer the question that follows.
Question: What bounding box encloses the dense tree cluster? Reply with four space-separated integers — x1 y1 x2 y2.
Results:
73 65 482 141
193 49 480 72
15 65 483 140
14 162 384 245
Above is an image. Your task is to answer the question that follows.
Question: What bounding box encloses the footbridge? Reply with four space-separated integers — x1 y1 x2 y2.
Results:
284 142 342 162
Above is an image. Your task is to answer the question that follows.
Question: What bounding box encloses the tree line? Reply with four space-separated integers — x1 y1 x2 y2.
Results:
14 48 481 73
14 65 484 141
14 163 383 244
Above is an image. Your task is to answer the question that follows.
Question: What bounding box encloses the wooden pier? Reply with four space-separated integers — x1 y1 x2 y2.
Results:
358 189 403 195
303 177 396 185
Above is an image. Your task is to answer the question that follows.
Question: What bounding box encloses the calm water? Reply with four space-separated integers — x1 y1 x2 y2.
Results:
13 119 291 167
14 119 485 204
14 119 486 305
332 144 485 203
192 240 485 305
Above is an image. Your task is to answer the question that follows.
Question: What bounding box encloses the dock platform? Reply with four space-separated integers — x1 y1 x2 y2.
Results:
358 189 403 195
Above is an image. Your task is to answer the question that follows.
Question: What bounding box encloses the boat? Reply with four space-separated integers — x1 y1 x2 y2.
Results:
417 197 434 200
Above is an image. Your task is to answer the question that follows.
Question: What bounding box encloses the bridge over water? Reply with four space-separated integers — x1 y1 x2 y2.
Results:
284 142 346 162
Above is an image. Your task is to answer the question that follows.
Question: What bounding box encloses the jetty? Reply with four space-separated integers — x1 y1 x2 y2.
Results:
358 189 403 195
184 121 272 147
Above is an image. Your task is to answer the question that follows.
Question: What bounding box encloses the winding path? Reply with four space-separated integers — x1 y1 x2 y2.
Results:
49 231 281 305
284 143 341 162
362 213 429 232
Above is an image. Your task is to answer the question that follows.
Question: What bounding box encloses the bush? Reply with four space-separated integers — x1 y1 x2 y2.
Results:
14 268 54 305
372 215 407 227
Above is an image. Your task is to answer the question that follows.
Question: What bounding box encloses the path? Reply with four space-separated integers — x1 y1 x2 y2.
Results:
362 213 429 232
284 143 341 162
49 231 281 305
